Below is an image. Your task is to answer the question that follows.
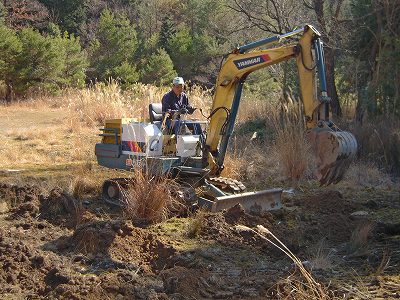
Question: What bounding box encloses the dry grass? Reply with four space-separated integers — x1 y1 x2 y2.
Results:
74 226 100 254
230 95 315 185
352 116 400 175
67 194 84 229
69 175 98 199
343 162 393 189
186 209 206 238
61 81 212 128
309 239 334 271
1 81 395 192
236 96 275 123
375 249 391 276
341 276 374 300
221 151 247 180
122 168 185 224
236 224 336 299
272 103 314 182
349 221 374 253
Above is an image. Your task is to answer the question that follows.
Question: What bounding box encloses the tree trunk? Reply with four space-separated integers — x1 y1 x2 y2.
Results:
324 45 341 117
355 87 365 124
5 81 13 104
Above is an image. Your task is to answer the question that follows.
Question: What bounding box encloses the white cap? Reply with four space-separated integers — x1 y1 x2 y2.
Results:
172 77 184 85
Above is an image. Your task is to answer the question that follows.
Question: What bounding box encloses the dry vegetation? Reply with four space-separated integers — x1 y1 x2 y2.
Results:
2 81 395 193
121 168 185 224
271 102 314 182
1 81 395 197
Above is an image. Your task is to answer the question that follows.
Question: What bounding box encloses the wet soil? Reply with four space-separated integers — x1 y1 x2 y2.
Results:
0 182 399 299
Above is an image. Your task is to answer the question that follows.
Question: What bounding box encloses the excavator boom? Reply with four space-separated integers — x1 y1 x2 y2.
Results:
203 25 357 186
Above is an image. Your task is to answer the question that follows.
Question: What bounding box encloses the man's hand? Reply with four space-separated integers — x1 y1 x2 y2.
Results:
179 107 189 114
187 106 196 114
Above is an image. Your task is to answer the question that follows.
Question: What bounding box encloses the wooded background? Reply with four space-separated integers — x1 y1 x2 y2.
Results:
0 0 399 121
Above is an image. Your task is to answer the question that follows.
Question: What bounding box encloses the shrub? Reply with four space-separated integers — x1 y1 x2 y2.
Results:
140 48 177 86
122 169 185 224
272 103 313 182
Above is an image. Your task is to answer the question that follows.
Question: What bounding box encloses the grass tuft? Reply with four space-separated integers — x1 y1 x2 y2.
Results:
186 209 206 238
344 162 393 189
69 175 99 199
272 103 314 182
349 221 374 253
122 169 185 224
236 224 335 299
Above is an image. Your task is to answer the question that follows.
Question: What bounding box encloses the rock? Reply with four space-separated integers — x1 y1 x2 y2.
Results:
240 288 259 297
214 291 234 299
350 211 369 220
376 222 400 235
0 201 8 213
364 199 379 209
46 268 70 285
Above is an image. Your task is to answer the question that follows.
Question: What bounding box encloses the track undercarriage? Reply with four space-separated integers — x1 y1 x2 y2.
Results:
101 174 283 214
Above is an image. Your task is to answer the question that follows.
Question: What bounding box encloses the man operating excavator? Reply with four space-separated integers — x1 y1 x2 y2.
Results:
161 76 199 135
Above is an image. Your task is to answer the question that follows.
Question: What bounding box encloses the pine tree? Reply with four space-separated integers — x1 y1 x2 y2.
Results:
38 0 88 34
159 16 175 54
141 48 177 86
167 28 218 79
89 9 139 85
0 25 22 102
14 27 65 93
58 31 88 88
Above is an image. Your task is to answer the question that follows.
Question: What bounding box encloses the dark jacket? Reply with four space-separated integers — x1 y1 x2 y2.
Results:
161 90 190 112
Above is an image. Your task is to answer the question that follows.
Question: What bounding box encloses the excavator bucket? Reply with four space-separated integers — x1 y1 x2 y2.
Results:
308 128 357 185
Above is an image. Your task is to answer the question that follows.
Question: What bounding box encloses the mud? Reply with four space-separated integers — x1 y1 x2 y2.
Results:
0 182 399 299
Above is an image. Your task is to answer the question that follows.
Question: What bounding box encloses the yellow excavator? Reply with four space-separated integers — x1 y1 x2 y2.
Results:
95 25 357 213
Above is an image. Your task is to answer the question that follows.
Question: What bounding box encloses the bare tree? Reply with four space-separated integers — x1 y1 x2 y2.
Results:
3 0 49 29
226 0 305 34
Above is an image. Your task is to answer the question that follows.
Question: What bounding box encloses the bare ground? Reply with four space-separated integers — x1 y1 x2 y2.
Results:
0 181 399 299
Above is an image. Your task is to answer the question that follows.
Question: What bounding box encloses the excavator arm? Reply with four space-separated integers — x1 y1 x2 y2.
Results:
203 25 357 185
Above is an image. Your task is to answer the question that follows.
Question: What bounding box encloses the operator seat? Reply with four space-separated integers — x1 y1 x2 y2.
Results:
149 103 163 127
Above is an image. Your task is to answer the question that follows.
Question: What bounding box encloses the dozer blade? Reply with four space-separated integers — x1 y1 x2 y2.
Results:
308 128 357 185
211 188 283 213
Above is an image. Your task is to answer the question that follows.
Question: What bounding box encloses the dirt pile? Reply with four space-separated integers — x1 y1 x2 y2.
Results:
0 183 41 213
295 190 359 244
39 188 83 228
0 229 48 298
3 184 85 228
55 219 176 274
300 190 357 214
